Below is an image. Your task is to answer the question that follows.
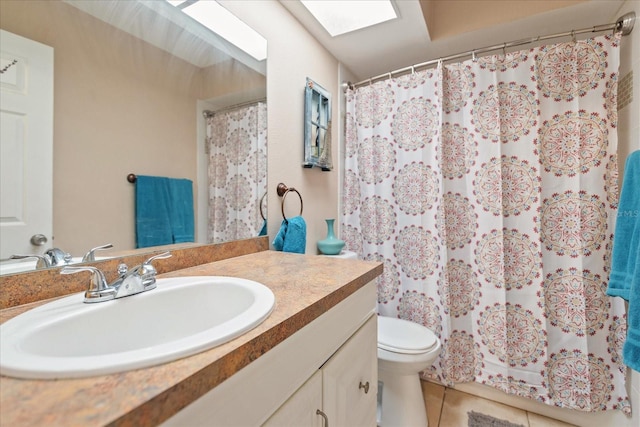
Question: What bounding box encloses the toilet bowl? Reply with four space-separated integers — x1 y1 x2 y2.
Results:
377 316 441 427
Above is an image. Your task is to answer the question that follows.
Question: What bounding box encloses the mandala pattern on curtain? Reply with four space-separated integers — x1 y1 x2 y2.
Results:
207 102 267 243
342 34 630 414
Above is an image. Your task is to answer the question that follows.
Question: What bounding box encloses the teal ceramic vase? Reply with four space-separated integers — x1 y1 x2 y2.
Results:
317 219 345 255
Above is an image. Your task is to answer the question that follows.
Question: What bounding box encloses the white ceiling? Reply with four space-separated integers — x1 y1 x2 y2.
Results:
280 0 628 82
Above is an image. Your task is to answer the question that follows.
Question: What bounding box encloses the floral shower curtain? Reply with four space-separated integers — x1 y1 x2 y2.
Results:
207 101 267 243
343 34 630 413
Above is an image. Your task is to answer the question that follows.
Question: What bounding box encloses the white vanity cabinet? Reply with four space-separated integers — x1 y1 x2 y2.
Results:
264 314 377 427
162 280 377 427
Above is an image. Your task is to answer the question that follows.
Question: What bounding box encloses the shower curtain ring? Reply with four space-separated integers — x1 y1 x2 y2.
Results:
571 30 576 43
411 66 415 74
472 50 477 62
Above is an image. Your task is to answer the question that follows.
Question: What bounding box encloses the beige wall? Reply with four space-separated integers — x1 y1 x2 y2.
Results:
618 2 640 163
221 1 341 255
0 0 265 255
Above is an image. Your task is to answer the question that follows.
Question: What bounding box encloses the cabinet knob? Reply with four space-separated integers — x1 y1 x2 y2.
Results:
359 381 370 394
316 409 329 426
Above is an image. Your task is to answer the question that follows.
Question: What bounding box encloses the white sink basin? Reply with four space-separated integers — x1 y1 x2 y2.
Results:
0 276 275 379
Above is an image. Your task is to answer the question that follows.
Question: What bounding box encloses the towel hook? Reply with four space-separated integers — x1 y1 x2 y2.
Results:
127 173 137 183
276 183 303 220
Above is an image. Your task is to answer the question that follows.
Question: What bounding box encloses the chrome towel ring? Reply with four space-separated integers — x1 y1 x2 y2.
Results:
276 183 303 220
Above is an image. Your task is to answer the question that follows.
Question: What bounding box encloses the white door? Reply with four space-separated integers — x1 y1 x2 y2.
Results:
0 30 53 259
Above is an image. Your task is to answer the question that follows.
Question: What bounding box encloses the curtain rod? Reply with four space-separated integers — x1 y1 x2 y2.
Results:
347 11 635 90
203 97 266 118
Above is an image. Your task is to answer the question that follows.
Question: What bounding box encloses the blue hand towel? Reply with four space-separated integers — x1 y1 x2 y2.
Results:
135 175 194 248
606 150 640 373
607 150 640 300
167 178 195 243
136 175 173 248
272 216 306 254
258 220 267 236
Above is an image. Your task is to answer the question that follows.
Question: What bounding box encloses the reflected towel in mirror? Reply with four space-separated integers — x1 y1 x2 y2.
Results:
135 175 194 248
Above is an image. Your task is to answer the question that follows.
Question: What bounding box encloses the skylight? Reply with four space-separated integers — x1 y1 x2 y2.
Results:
166 0 267 61
300 0 397 37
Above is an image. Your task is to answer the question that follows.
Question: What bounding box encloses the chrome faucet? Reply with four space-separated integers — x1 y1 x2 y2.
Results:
61 252 172 303
45 248 73 265
82 243 113 262
111 252 172 297
9 254 52 269
10 248 72 269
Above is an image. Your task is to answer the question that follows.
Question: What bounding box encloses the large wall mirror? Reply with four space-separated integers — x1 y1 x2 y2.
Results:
0 0 267 275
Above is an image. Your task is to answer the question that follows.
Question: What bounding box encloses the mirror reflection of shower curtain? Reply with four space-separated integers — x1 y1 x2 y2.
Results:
206 102 267 243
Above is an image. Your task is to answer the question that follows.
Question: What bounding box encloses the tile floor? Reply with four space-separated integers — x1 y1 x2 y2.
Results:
421 380 576 427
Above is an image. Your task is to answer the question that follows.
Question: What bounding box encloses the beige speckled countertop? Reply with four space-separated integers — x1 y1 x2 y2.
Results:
0 250 382 427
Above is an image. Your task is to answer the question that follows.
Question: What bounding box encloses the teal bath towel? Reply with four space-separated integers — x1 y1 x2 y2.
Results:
623 247 640 372
136 175 194 248
272 216 306 254
258 220 267 236
607 150 640 299
606 150 640 372
167 178 195 244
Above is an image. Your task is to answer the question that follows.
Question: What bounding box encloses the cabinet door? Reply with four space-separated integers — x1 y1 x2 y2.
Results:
263 370 323 427
322 315 377 427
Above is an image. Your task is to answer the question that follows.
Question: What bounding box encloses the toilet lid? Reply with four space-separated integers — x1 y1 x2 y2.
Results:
378 316 438 354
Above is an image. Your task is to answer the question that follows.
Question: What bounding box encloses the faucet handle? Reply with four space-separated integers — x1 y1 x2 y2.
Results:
139 252 172 290
61 266 115 303
117 263 128 277
143 251 172 266
10 254 52 269
82 243 114 262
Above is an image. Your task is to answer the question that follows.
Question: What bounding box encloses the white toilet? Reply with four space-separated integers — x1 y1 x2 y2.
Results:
377 316 441 427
